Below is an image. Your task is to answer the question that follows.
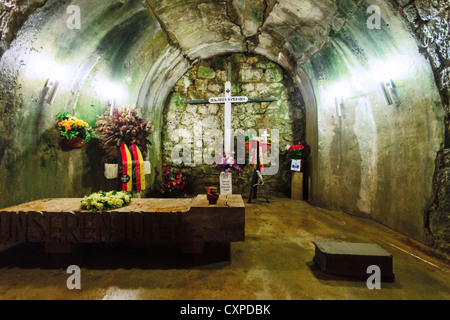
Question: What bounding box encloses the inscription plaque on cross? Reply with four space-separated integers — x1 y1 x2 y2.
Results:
185 77 278 158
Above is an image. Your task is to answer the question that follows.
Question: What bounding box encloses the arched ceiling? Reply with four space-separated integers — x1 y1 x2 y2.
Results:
0 0 362 113
1 0 446 151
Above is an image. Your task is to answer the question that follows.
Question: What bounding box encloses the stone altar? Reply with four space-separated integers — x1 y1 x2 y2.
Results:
0 195 245 254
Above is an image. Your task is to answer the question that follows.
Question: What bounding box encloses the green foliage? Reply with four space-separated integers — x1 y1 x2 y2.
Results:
198 66 215 78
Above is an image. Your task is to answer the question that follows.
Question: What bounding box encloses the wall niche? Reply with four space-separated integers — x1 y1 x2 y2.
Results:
161 53 306 196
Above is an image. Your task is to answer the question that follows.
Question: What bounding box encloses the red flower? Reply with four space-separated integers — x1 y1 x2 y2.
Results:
288 142 308 159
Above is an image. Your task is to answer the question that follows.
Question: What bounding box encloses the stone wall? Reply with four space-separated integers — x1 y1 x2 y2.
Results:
0 0 48 57
161 53 306 195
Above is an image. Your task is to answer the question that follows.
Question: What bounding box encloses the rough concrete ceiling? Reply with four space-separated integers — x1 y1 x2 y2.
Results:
142 0 350 67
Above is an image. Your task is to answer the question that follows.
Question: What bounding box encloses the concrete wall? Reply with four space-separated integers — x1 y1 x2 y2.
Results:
390 0 450 255
302 1 445 243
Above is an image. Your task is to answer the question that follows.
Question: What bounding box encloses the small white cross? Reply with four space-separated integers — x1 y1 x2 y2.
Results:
261 130 270 142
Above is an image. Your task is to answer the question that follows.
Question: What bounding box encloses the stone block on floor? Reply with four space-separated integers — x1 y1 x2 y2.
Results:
313 241 394 281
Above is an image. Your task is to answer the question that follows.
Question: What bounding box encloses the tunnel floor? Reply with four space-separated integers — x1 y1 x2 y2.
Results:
0 196 448 300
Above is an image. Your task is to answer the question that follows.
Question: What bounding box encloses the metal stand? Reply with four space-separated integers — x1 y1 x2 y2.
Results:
248 141 269 203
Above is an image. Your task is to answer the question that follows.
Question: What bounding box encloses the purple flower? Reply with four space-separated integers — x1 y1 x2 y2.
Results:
210 153 242 173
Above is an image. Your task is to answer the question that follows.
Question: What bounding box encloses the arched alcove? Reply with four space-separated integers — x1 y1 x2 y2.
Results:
158 53 307 195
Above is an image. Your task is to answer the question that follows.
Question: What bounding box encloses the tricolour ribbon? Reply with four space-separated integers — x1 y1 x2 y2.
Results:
129 144 146 191
119 143 133 192
250 139 264 173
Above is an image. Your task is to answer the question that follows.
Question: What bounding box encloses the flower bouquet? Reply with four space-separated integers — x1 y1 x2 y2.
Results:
210 154 242 173
80 190 131 212
153 163 187 197
286 142 309 160
57 112 95 148
286 142 310 172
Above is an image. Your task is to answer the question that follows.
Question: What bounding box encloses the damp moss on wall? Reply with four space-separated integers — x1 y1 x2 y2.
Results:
0 0 171 209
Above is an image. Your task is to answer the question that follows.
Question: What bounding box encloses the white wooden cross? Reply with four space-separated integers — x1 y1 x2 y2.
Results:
208 81 249 157
185 70 278 159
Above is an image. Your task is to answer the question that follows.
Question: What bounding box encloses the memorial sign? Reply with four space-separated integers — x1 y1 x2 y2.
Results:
220 172 233 195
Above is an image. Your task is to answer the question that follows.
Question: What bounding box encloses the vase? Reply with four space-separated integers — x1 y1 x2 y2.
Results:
207 187 219 205
60 137 85 149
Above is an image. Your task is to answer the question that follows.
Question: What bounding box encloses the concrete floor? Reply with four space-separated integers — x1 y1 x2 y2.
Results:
0 196 449 300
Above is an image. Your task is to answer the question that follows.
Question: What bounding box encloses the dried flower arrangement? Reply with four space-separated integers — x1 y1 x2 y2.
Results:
95 107 153 163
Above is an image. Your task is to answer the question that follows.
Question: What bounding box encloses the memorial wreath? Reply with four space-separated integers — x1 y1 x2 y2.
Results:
95 107 153 163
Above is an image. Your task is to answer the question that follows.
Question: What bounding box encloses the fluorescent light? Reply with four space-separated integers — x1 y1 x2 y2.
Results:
47 80 60 105
379 81 395 106
329 81 352 99
371 55 412 83
25 52 71 83
335 97 343 117
94 76 127 102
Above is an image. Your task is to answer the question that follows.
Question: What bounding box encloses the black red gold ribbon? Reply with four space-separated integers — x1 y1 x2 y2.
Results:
130 144 146 191
118 143 146 192
119 143 133 192
250 139 264 173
